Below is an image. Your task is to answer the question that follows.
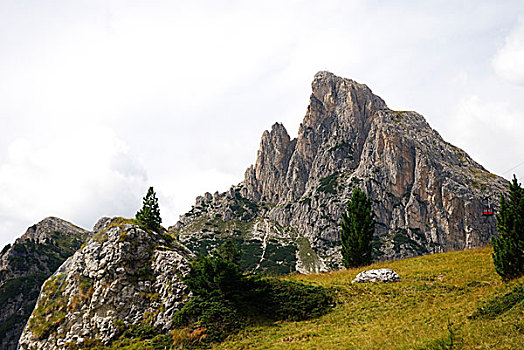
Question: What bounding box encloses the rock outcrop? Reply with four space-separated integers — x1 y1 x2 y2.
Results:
171 71 507 273
18 217 192 350
352 269 401 283
0 217 89 350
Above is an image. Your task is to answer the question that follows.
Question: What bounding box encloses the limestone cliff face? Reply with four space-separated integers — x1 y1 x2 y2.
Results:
244 122 297 203
0 218 89 350
245 72 387 203
172 71 507 273
19 218 192 350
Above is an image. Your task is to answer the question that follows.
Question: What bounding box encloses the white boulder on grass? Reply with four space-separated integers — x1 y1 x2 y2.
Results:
352 268 401 283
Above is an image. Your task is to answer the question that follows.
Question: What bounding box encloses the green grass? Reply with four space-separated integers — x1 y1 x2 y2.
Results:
469 284 524 320
213 247 523 349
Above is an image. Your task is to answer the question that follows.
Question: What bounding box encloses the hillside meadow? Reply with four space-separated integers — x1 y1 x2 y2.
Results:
80 247 522 349
214 247 523 350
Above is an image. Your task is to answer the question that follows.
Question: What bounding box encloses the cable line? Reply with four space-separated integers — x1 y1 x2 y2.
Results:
502 160 524 175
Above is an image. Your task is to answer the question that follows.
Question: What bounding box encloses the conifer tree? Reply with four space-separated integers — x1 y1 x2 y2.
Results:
492 175 524 280
135 186 162 232
340 187 375 268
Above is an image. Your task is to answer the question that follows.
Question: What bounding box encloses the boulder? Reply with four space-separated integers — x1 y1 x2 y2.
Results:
352 268 401 283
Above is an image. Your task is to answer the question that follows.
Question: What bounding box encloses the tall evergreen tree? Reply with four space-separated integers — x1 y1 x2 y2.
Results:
492 175 524 280
340 187 375 268
135 186 162 232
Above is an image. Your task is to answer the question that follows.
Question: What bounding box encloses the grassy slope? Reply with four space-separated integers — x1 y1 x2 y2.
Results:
215 247 523 350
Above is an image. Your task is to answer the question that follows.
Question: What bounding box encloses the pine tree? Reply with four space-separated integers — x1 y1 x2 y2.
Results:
340 187 375 268
135 186 162 232
492 175 524 280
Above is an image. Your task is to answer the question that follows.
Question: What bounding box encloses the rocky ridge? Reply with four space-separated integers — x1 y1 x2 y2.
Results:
18 217 192 350
0 217 89 350
171 71 508 273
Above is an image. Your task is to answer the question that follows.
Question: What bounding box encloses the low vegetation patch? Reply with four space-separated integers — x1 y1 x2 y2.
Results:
99 217 136 233
318 172 340 194
172 240 333 347
27 273 68 340
469 284 524 320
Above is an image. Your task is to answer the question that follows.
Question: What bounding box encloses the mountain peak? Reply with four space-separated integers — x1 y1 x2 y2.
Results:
0 218 89 350
310 71 387 115
174 71 507 273
19 217 86 244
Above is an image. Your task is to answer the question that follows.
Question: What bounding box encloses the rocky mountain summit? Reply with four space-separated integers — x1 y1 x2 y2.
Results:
0 217 89 350
18 217 192 350
171 71 508 273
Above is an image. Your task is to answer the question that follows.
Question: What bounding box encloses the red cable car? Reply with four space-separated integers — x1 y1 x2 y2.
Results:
482 198 495 216
482 207 494 216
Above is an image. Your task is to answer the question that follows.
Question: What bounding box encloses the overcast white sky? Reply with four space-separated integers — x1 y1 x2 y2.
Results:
1 0 524 248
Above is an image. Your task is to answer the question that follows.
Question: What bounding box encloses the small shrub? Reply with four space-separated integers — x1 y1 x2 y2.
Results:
122 324 157 339
242 277 334 321
171 327 207 348
136 265 155 281
173 295 245 343
150 334 174 350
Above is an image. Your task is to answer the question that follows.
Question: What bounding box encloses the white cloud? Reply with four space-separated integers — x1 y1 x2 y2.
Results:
1 1 524 249
448 95 524 179
493 17 524 85
0 124 148 244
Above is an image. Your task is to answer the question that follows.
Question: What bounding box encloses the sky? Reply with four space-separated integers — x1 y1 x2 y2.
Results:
1 0 524 248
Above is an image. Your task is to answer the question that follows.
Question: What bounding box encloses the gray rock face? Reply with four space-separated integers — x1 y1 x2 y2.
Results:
171 71 507 274
18 218 191 350
0 217 89 350
244 123 297 203
245 72 387 203
352 269 401 283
